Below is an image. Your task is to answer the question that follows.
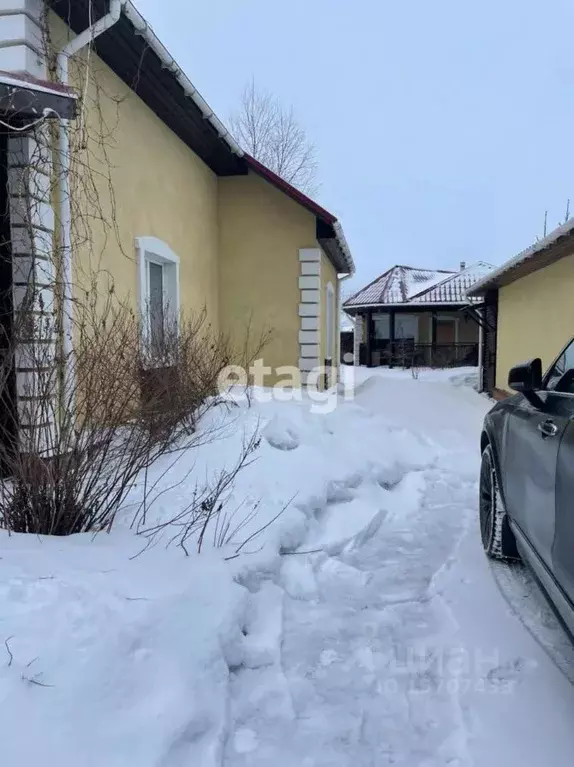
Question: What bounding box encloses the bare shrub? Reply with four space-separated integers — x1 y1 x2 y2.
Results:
134 429 263 555
0 287 244 536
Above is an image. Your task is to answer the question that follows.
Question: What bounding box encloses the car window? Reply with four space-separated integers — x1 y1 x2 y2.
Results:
545 339 574 392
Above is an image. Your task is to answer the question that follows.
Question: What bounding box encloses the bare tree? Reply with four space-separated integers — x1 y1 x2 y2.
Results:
230 79 319 197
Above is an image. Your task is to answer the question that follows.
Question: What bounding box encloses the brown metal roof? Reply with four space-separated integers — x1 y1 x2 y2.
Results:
0 70 77 97
345 263 494 309
344 266 452 308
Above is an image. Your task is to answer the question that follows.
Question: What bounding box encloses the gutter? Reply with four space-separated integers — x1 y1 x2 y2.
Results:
344 300 481 311
121 2 243 158
468 217 574 297
333 221 354 276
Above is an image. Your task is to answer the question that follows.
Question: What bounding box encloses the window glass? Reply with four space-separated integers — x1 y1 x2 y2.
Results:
545 339 574 392
373 314 389 340
396 315 418 340
148 261 164 350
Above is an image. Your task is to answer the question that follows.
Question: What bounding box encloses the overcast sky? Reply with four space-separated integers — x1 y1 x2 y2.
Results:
134 0 574 293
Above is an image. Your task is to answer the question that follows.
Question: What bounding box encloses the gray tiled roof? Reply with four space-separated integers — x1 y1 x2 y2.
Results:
409 263 494 304
345 263 493 308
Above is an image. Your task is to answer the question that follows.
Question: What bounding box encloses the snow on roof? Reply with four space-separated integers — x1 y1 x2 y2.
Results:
345 266 454 308
467 217 574 296
409 262 494 304
345 263 494 309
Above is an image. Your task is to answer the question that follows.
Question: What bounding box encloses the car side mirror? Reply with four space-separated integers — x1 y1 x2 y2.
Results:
508 358 543 406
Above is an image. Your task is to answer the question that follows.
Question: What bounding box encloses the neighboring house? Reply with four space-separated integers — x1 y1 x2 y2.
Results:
0 1 354 451
468 219 574 397
344 262 493 368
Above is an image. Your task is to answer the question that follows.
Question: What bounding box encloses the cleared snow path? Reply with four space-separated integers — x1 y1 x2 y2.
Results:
224 371 574 767
2 369 574 766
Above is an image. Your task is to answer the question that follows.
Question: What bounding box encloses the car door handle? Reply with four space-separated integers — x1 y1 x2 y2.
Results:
538 419 559 438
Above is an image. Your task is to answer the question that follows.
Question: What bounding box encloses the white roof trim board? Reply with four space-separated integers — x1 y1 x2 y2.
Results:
345 263 494 309
122 2 354 275
121 2 243 158
468 217 574 296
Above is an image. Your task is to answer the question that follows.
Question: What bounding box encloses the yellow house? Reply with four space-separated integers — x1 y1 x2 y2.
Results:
467 220 574 396
0 0 354 448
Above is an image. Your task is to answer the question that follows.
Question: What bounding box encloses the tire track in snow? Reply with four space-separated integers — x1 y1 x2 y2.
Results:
489 559 574 687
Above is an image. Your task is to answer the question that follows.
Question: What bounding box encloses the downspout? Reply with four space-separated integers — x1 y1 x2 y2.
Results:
338 271 354 377
56 0 126 403
477 306 484 392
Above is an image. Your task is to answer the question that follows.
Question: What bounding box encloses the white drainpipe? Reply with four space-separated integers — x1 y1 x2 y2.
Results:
54 0 243 406
56 0 126 402
338 271 354 378
477 306 484 391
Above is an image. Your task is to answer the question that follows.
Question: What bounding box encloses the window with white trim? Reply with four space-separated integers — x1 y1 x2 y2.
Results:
326 282 335 360
136 237 180 355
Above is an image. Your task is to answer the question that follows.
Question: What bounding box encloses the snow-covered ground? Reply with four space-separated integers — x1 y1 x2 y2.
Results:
1 366 574 766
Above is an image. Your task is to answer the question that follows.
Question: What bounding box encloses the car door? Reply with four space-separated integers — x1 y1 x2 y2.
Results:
503 341 574 571
548 341 574 604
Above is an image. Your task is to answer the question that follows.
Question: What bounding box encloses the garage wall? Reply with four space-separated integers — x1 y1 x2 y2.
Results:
496 252 574 390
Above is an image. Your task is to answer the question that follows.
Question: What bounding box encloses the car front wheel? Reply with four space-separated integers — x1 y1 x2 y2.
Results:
479 443 519 560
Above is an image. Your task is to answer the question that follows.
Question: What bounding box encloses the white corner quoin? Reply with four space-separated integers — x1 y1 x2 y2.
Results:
0 0 47 79
298 248 322 380
136 236 181 335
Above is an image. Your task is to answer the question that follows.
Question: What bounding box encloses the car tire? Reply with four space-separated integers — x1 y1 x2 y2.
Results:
479 443 519 560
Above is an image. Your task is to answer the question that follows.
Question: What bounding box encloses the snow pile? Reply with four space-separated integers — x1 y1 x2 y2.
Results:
2 368 573 766
0 372 452 766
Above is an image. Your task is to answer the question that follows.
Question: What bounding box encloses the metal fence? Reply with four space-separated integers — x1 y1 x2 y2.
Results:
361 342 478 369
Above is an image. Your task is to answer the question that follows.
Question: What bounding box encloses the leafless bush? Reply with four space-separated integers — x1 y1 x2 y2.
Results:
133 429 263 555
0 288 243 536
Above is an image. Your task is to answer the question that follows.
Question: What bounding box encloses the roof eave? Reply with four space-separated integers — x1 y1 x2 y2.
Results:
468 222 574 297
50 0 244 174
344 300 478 311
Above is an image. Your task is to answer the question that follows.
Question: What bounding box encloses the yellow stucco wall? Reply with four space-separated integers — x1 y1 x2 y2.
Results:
218 171 319 386
320 252 338 386
50 14 219 327
49 16 342 389
496 253 574 390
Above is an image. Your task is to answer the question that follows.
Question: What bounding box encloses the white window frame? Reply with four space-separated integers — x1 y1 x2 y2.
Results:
326 281 335 360
135 236 180 351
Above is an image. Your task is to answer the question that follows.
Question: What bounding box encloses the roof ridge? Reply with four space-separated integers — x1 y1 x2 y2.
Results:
343 265 396 306
410 261 495 300
395 265 454 274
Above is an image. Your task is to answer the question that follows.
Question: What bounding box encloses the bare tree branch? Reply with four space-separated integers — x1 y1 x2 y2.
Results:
230 79 319 197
